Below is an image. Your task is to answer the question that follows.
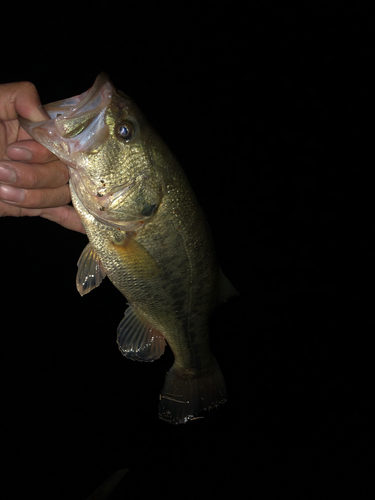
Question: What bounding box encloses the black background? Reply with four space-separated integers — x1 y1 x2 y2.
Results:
2 2 373 499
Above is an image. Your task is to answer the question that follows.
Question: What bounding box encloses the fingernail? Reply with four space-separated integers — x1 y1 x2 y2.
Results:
0 164 17 183
0 184 25 202
6 146 33 161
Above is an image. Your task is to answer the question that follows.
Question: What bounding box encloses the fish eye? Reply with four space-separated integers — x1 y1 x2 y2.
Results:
116 121 134 141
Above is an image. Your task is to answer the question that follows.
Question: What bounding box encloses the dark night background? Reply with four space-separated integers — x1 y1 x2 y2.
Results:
2 2 373 499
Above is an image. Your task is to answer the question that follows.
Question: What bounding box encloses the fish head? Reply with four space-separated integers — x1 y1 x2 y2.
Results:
19 73 164 230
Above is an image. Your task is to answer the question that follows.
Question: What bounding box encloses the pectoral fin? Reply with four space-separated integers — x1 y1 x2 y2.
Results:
76 243 107 296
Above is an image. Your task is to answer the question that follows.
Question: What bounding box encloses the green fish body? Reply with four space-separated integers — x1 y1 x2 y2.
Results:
19 73 237 424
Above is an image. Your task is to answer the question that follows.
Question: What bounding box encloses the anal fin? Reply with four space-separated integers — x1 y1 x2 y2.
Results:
117 304 166 362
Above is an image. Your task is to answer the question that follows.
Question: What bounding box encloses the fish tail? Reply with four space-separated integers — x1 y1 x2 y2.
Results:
158 357 227 424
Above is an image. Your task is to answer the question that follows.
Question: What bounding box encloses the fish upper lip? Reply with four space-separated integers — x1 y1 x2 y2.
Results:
44 73 112 119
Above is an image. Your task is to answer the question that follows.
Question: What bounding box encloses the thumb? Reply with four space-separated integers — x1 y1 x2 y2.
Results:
0 81 49 122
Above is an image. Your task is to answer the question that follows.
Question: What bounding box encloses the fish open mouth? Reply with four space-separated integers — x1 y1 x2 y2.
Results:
19 73 113 162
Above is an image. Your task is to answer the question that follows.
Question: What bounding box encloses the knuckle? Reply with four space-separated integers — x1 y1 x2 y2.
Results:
19 161 69 189
17 184 71 209
18 81 38 97
57 162 70 184
13 164 41 189
29 167 41 188
21 188 44 208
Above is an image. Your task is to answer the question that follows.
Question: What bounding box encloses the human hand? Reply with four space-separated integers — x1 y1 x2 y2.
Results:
0 81 85 233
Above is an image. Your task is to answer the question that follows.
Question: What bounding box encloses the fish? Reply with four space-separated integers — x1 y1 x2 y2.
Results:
19 73 238 424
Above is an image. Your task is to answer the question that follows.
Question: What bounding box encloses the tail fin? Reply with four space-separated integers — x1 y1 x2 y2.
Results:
158 357 227 424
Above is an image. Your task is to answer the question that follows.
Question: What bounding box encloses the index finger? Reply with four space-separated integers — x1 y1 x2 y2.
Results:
0 81 49 122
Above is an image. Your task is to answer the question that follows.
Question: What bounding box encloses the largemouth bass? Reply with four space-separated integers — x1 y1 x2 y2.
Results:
19 73 237 424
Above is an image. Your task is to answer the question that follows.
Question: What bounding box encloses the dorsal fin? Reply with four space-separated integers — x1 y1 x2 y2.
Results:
217 268 240 304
